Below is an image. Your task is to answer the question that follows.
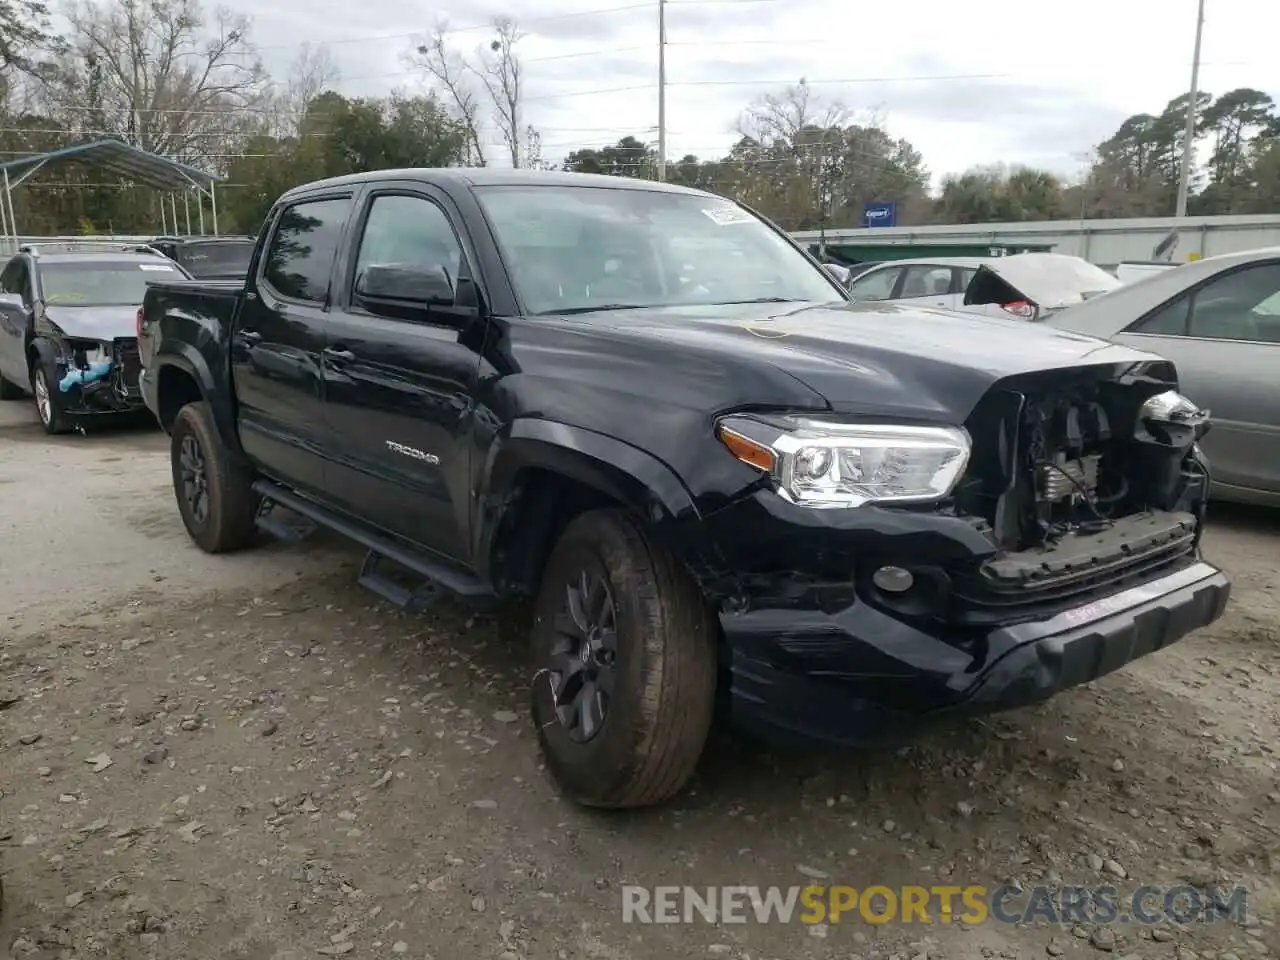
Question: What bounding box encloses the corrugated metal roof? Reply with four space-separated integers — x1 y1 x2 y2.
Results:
0 138 222 191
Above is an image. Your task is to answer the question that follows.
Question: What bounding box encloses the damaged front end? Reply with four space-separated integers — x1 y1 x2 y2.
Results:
699 362 1228 747
52 336 145 415
943 366 1212 623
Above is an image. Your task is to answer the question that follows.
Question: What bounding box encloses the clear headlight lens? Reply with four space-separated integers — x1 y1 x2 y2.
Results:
716 416 971 508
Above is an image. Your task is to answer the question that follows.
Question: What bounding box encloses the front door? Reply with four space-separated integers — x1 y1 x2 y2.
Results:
1114 258 1280 498
0 259 32 384
231 193 355 496
320 187 485 563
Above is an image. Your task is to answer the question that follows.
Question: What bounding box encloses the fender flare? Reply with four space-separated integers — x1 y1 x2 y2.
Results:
153 347 242 455
473 418 702 575
26 336 58 374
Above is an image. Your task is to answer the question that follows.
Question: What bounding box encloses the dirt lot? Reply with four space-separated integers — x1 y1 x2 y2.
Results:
1 401 1277 960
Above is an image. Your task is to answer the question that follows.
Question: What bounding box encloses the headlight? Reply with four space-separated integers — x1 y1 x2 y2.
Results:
716 415 971 508
1140 389 1207 424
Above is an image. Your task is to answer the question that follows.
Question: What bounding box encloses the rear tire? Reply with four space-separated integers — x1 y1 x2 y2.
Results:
529 508 718 809
170 400 260 553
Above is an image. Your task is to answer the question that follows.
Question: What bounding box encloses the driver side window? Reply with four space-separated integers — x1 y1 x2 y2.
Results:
848 267 901 301
354 194 465 299
1 260 28 302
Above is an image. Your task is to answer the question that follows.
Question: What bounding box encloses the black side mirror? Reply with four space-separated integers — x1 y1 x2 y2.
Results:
357 263 455 305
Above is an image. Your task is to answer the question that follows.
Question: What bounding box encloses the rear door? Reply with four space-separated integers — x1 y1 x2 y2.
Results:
1114 258 1280 498
895 264 955 309
320 184 486 562
231 192 355 496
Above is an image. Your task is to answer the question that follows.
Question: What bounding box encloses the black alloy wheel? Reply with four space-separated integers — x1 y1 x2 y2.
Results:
178 432 210 527
529 509 719 809
168 401 259 553
548 567 619 742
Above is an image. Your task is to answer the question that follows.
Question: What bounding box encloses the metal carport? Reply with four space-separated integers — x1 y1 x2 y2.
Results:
0 138 224 250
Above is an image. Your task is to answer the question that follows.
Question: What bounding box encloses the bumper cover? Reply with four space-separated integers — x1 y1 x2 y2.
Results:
723 559 1230 746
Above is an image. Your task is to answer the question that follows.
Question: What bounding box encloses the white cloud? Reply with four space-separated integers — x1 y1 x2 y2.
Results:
239 0 1280 184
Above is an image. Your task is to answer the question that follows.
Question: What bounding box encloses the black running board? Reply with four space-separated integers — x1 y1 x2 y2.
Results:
255 500 317 543
251 480 493 609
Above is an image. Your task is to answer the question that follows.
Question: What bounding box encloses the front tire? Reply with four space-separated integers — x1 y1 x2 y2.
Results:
170 401 260 553
31 364 71 435
530 509 718 809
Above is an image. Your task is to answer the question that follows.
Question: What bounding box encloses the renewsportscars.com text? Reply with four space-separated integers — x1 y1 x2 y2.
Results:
621 884 1248 926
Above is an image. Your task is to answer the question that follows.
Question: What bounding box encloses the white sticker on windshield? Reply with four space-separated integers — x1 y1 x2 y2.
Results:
701 205 753 226
139 264 175 271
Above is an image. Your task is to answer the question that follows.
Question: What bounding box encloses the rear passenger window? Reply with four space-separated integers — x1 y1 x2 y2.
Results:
1134 297 1190 335
262 197 353 303
899 265 952 298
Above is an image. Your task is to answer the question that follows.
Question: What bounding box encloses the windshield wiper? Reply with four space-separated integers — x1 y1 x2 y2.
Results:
709 297 807 305
537 304 649 316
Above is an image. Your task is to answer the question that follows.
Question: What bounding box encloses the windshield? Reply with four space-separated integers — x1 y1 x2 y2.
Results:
178 241 254 278
40 260 181 306
472 184 844 314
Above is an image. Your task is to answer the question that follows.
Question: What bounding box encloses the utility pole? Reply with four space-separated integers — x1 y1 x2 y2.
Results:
656 0 667 181
1175 0 1206 218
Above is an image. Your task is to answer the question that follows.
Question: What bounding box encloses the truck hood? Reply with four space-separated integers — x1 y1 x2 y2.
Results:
963 253 1122 314
46 305 139 341
569 300 1173 422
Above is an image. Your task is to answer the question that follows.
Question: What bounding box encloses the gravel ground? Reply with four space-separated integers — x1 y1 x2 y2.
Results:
1 402 1277 960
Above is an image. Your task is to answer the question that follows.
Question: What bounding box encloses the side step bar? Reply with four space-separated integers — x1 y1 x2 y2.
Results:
251 480 493 610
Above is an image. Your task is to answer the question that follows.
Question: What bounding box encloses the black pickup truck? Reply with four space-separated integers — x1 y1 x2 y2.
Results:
138 168 1230 809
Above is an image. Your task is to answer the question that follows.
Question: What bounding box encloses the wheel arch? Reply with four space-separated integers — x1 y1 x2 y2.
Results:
153 349 242 456
475 419 705 598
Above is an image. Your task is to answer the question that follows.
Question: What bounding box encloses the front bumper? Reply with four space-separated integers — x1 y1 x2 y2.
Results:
701 495 1229 746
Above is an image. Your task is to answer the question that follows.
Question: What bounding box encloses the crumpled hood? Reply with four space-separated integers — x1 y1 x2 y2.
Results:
568 300 1173 422
963 253 1122 312
45 305 138 341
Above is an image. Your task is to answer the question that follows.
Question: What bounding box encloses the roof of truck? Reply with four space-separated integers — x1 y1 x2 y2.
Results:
281 167 710 200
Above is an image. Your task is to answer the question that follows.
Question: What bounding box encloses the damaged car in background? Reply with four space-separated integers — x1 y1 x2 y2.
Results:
0 242 188 433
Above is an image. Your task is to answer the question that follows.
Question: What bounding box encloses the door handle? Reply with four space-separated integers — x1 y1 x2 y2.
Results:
324 347 355 362
237 330 262 344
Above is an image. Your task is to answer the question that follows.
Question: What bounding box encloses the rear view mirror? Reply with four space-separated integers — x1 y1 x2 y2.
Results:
0 292 25 310
356 263 454 306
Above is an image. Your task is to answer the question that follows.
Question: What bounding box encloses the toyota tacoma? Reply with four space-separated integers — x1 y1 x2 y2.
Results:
137 169 1230 809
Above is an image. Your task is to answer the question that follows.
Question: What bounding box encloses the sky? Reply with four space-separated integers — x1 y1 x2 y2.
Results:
237 0 1280 188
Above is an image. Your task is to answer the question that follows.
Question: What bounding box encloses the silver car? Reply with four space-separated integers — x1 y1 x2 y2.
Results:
1044 247 1280 507
846 253 1121 321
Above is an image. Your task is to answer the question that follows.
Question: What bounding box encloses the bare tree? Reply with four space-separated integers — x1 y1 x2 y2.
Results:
273 41 340 138
406 16 534 168
408 21 486 165
737 78 849 149
477 17 521 168
52 0 269 162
